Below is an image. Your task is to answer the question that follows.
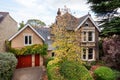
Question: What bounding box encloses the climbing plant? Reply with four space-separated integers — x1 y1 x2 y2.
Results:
5 41 48 56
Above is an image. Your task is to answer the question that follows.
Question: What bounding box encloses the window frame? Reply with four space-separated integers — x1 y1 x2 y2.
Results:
24 34 33 46
82 31 95 42
81 48 95 61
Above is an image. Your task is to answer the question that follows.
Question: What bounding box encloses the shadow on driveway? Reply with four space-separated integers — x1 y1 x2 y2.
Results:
12 67 43 80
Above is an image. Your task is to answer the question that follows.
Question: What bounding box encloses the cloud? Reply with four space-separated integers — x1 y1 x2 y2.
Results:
11 0 91 25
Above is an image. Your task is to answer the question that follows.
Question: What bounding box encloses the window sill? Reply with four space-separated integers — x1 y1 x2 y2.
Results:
82 59 95 61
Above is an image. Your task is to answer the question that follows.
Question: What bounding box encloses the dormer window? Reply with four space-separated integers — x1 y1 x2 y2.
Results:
85 22 89 27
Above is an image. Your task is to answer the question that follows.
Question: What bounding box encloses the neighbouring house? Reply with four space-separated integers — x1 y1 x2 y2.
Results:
0 12 17 52
51 8 101 61
8 24 52 68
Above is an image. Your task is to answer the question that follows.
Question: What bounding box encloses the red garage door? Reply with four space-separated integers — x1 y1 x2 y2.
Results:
35 54 40 66
16 55 32 69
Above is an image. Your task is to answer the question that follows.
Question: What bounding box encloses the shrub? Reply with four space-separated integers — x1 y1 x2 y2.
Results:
60 61 93 80
47 62 66 80
94 66 116 80
44 57 54 67
0 53 17 80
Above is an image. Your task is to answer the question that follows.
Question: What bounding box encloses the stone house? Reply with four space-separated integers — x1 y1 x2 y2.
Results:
0 12 17 52
51 9 101 61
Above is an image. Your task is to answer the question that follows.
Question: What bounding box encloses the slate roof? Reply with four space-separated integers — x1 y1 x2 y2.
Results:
57 12 89 30
0 12 9 23
35 27 54 50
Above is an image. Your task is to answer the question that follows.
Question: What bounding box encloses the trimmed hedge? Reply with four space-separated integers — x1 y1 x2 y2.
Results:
0 53 17 80
47 60 93 80
60 61 93 80
94 66 116 80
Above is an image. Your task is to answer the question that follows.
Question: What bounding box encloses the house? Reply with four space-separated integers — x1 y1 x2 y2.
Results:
52 8 101 61
8 24 52 68
0 12 17 52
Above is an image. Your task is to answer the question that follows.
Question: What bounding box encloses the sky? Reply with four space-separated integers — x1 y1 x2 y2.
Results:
0 0 93 26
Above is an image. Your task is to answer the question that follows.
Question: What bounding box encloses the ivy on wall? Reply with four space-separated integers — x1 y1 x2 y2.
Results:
5 41 48 56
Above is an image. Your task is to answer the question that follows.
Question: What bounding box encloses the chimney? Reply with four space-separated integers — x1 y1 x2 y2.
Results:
57 8 61 16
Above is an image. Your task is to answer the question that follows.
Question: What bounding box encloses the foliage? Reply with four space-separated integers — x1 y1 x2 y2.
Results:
87 0 120 15
98 40 104 59
44 57 54 67
60 61 94 80
113 70 120 80
102 35 120 70
18 21 25 30
101 17 120 36
6 41 48 56
26 19 46 28
94 66 116 80
0 53 17 80
87 0 120 36
47 60 93 80
47 62 66 80
51 12 82 64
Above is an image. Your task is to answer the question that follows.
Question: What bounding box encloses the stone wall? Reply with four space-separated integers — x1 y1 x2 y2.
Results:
0 15 17 52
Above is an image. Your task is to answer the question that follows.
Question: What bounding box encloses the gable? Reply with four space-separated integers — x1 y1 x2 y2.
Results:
8 24 45 41
75 15 101 32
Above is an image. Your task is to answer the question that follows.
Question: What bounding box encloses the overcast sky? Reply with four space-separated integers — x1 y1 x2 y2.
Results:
0 0 93 26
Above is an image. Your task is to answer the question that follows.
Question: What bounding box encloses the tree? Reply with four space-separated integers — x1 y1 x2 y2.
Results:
18 21 25 30
51 12 82 63
87 0 120 36
26 19 46 28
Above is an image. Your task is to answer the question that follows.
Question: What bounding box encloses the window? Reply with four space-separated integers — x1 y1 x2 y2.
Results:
88 31 93 41
52 52 55 57
82 31 94 42
83 32 87 41
88 48 93 59
82 48 94 61
83 48 86 59
24 35 32 45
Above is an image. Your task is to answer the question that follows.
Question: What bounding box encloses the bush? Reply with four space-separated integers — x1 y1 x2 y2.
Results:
94 66 116 80
47 62 66 80
0 53 17 80
44 57 54 67
47 60 93 80
60 61 93 80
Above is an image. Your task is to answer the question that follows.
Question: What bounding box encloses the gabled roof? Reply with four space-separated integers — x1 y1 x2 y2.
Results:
75 14 101 32
34 27 50 42
56 12 101 32
8 24 45 41
0 12 9 23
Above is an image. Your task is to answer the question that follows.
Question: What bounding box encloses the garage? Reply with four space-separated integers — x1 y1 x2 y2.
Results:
16 54 42 69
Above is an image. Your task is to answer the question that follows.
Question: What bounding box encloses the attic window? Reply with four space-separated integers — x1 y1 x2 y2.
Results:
85 22 89 27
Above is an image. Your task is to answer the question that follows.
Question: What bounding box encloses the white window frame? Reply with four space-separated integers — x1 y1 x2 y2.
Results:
24 34 33 46
82 31 95 42
81 48 95 61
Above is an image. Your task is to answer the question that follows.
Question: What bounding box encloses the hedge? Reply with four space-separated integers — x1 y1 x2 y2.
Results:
0 53 17 80
60 61 94 80
94 66 116 80
47 60 93 80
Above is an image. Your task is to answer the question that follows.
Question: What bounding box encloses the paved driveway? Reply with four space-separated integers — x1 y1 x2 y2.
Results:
12 67 43 80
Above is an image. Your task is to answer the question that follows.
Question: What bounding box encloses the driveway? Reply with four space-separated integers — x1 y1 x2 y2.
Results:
12 67 43 80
